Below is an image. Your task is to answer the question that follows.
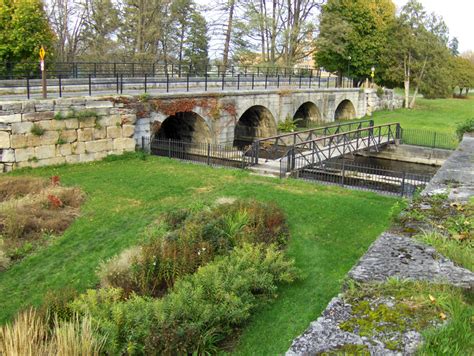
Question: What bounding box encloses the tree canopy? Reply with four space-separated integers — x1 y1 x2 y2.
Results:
314 0 396 82
0 0 55 67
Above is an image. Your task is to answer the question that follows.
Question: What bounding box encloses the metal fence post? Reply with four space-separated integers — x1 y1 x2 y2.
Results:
205 73 208 91
116 74 119 93
221 73 225 90
341 158 345 186
432 132 437 148
88 74 92 96
400 171 406 197
120 74 123 94
309 75 312 88
186 73 190 92
59 75 62 97
207 143 211 165
144 73 147 93
252 74 255 89
277 75 280 88
299 75 302 88
26 76 30 99
166 74 169 92
265 74 268 89
237 74 240 90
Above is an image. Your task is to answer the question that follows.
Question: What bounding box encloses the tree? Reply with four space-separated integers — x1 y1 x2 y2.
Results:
46 0 87 62
451 56 474 95
449 37 459 56
315 0 396 85
381 0 452 107
184 11 209 70
81 0 120 61
0 0 55 74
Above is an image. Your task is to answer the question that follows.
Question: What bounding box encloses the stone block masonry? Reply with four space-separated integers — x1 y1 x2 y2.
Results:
0 97 137 172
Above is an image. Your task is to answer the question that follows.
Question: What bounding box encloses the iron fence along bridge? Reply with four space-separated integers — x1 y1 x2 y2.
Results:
0 62 354 100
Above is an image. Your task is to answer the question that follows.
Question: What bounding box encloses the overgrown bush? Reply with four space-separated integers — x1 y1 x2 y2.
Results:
456 118 474 140
73 244 299 354
98 200 290 296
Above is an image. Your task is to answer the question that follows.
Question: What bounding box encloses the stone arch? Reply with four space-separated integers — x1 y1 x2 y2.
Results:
233 105 277 148
154 111 212 143
335 99 356 120
293 101 322 127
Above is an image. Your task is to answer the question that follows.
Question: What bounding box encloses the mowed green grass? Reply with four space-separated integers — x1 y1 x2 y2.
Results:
0 155 397 354
370 96 474 135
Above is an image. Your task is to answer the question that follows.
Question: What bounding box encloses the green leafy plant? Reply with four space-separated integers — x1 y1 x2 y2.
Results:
277 115 302 132
30 124 45 136
138 93 151 102
75 244 299 355
455 118 474 140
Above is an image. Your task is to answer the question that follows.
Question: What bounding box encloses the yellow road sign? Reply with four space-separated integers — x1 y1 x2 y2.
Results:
39 46 45 60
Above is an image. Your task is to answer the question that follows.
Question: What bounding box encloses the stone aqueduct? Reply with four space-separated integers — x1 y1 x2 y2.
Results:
136 88 368 147
0 87 402 171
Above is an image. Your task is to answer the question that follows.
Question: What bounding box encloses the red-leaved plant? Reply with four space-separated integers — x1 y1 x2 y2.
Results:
47 194 63 208
51 176 60 186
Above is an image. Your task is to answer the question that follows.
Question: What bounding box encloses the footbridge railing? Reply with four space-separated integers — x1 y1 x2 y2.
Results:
246 119 375 164
279 122 401 176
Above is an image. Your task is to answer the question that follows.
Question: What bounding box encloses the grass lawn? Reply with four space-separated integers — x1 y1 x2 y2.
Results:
0 155 398 354
370 96 474 135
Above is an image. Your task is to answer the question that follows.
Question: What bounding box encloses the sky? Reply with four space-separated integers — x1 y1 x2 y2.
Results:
393 0 473 53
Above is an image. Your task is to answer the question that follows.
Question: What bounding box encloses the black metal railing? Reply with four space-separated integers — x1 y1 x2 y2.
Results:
295 159 432 197
279 123 401 175
148 137 251 168
400 128 458 150
0 61 355 100
1 61 337 80
246 119 375 164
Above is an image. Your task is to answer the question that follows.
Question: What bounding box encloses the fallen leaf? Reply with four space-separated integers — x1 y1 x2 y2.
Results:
429 295 436 303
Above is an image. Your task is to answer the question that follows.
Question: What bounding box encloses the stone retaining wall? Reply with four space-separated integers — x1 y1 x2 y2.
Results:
366 88 404 115
0 98 137 172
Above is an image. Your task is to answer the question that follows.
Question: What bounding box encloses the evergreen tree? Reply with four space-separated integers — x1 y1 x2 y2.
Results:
449 37 459 56
184 11 209 70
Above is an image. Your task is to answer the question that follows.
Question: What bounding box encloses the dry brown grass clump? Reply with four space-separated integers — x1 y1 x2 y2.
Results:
0 177 50 202
0 308 105 355
0 176 85 270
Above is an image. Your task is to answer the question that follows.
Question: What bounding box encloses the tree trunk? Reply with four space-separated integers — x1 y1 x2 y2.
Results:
222 0 236 69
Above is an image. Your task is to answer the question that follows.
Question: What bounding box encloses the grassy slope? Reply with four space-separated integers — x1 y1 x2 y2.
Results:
370 96 474 135
0 156 397 354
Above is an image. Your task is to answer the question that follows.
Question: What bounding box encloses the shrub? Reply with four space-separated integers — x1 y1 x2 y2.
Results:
145 243 299 354
277 115 302 132
74 244 299 354
455 118 474 140
40 287 79 325
97 246 143 295
30 123 45 136
98 200 290 297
